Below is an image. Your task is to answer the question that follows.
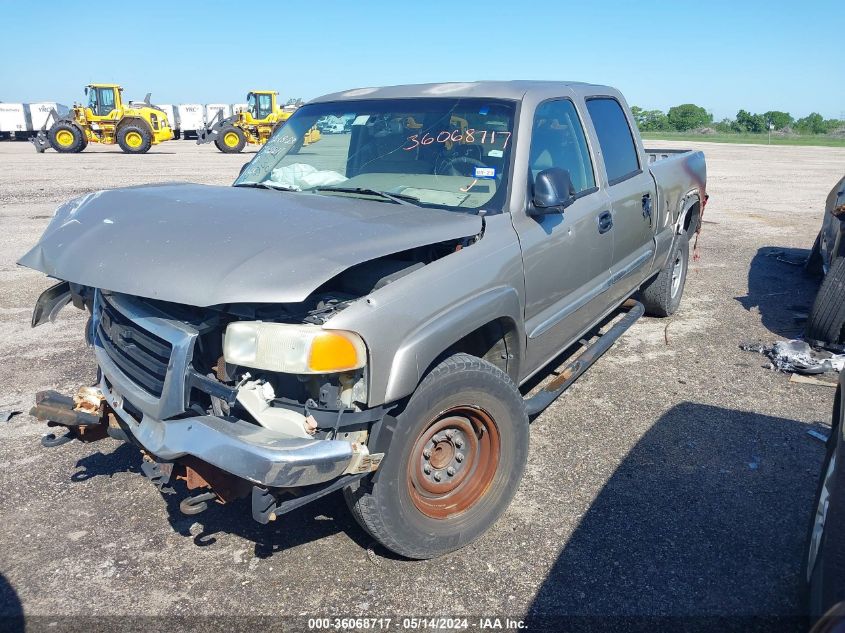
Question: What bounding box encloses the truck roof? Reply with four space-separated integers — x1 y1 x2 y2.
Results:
311 80 619 104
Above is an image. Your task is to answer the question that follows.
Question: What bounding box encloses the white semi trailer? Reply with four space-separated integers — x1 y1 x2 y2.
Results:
0 103 27 140
205 103 231 126
155 104 179 139
177 104 204 140
26 102 69 136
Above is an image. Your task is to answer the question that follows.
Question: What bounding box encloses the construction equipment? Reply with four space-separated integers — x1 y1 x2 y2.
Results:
31 84 173 154
197 90 319 153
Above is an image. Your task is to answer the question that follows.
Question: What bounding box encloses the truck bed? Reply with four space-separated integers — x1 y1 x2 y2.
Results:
646 147 707 231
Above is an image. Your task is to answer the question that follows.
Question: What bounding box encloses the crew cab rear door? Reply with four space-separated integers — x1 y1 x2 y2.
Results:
585 97 656 300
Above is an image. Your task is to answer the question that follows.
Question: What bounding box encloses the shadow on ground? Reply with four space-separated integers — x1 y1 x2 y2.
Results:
0 572 23 633
526 402 822 632
737 246 820 339
69 441 380 559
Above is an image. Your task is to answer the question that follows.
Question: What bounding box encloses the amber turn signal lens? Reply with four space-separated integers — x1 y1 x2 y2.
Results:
308 331 365 373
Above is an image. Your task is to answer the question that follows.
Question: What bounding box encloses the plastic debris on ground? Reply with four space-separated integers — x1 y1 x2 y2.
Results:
739 339 845 375
807 429 830 443
1 410 21 423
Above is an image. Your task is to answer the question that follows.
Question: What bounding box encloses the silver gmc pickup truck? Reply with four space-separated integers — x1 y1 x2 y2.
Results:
19 81 706 559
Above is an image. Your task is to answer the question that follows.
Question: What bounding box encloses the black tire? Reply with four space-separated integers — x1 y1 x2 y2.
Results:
806 384 844 619
116 123 152 154
807 257 845 345
807 233 826 277
214 125 246 153
344 353 529 559
48 122 85 153
639 231 690 317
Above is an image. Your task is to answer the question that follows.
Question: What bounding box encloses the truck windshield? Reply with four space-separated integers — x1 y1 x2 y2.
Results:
235 97 517 213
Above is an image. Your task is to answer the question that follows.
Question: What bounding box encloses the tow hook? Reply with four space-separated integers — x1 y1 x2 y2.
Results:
179 492 218 516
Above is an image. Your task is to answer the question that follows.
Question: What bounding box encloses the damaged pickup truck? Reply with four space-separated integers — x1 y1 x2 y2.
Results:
20 81 706 559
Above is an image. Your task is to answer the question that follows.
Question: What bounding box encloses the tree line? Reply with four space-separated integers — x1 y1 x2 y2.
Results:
631 104 843 135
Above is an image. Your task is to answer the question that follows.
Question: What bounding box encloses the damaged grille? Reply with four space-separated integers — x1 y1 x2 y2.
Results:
96 294 173 397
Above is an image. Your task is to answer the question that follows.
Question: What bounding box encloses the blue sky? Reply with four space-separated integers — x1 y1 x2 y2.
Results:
1 0 842 120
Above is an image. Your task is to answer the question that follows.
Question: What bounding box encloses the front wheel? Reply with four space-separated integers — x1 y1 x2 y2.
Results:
344 353 529 559
214 125 246 153
639 230 689 317
48 122 85 153
117 123 152 154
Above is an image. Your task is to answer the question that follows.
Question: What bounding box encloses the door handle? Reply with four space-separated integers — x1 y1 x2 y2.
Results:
598 211 613 234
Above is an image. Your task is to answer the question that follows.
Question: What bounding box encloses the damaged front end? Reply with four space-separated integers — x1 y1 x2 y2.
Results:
28 283 397 523
19 182 482 523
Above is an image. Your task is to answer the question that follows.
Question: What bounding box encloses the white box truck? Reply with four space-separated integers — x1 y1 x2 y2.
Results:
0 103 27 140
177 104 204 139
155 104 179 139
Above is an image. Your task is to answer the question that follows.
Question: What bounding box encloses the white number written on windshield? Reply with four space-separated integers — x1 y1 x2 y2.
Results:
403 129 512 151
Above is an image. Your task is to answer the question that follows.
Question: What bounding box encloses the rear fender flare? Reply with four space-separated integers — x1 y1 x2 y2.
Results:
676 190 702 236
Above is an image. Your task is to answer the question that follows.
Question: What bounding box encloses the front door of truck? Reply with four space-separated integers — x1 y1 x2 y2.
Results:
514 98 613 369
585 97 656 301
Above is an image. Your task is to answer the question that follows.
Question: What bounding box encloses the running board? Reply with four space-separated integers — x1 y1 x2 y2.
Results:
523 299 645 417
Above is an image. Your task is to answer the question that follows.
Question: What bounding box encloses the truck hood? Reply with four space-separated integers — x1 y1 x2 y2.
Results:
18 183 482 307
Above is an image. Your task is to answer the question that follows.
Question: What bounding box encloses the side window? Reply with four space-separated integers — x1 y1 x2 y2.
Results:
585 98 640 184
529 100 595 194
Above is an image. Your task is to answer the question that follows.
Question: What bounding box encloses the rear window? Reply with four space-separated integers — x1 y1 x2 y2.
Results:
586 98 640 185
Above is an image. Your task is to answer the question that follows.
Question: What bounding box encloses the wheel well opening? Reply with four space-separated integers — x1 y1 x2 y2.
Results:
117 117 150 133
437 318 519 381
683 201 701 234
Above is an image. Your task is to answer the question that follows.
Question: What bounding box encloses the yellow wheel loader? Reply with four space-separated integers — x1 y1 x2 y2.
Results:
31 84 173 154
197 90 320 153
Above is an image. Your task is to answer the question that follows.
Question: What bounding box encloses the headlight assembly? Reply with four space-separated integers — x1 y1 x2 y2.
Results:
223 322 366 374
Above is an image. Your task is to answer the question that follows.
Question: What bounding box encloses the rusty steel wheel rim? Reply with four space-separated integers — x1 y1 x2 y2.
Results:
407 406 501 519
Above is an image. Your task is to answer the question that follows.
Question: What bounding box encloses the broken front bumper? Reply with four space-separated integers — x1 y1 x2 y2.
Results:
31 378 378 490
104 379 370 488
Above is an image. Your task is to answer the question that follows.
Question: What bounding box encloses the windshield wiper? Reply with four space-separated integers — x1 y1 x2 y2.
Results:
234 182 298 192
313 186 420 206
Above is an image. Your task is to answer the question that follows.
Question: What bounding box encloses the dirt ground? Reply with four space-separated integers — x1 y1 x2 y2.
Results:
1 138 844 631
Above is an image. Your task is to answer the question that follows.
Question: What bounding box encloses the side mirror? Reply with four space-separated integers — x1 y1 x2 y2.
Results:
84 87 89 95
530 168 575 215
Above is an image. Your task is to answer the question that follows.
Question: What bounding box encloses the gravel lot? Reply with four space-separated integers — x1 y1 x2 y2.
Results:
1 139 844 631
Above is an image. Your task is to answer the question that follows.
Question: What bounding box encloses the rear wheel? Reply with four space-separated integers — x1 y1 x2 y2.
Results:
807 257 845 346
117 123 152 154
639 230 689 317
344 353 528 559
48 122 85 153
214 125 246 153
